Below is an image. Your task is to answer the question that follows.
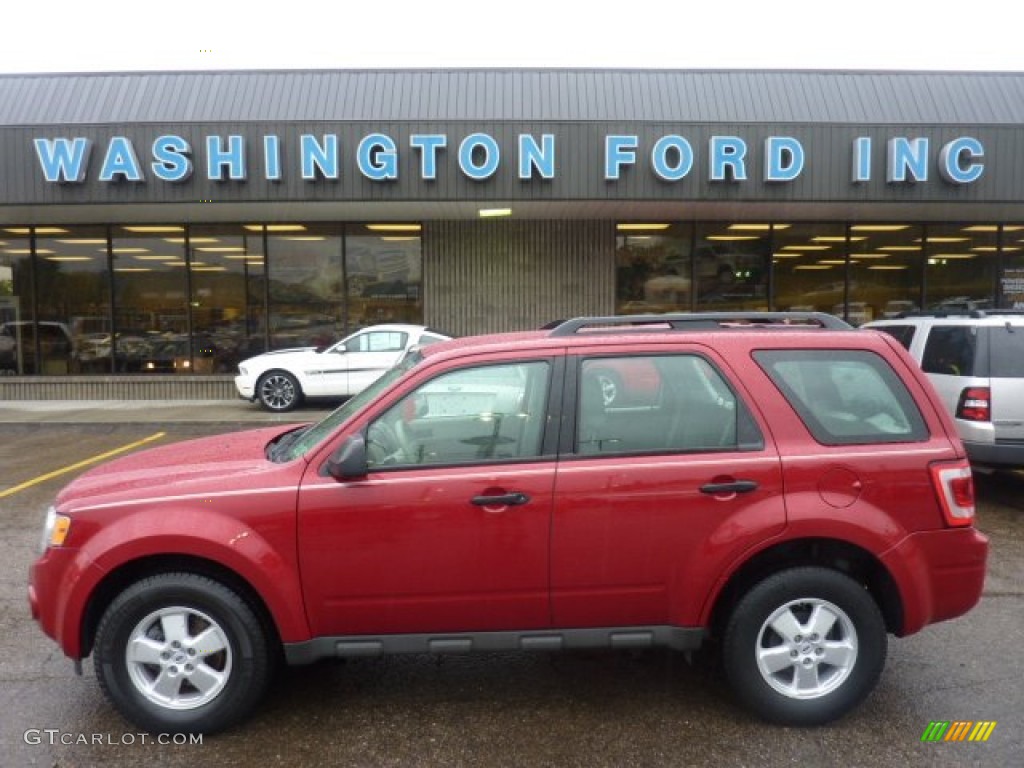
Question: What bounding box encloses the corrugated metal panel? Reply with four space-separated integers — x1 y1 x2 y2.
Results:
4 70 1024 126
424 220 614 336
0 376 236 400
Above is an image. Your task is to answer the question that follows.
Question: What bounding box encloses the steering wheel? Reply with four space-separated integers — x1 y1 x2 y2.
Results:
367 417 415 466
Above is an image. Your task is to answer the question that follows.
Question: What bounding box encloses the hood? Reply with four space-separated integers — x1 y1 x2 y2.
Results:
55 424 306 512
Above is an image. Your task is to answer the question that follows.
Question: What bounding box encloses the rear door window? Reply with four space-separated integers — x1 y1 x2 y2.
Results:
754 349 928 445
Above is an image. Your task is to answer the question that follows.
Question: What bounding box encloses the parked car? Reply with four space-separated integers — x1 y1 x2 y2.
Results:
234 324 451 411
863 310 1024 469
29 311 987 735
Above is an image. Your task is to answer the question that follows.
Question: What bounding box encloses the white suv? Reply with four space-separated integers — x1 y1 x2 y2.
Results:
863 311 1024 469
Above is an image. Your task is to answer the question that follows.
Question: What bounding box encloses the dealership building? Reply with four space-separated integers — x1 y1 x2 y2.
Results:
2 68 1024 399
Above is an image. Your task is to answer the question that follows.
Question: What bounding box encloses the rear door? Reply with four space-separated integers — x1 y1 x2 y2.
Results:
550 346 786 628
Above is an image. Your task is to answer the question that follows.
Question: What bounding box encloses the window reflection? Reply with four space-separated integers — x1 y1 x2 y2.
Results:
0 231 34 374
189 225 265 372
1000 225 1024 309
35 226 110 374
847 224 923 325
695 224 770 310
773 222 845 315
111 227 187 373
925 224 998 311
347 224 423 328
615 223 692 314
267 224 344 350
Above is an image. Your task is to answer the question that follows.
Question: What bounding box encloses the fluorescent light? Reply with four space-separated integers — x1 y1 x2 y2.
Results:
367 224 422 232
478 208 512 218
164 237 218 244
793 265 833 270
3 227 68 234
850 225 910 232
281 236 327 241
194 246 246 252
45 256 92 262
781 245 831 251
918 237 969 243
190 266 229 272
56 239 107 245
617 223 670 231
132 255 181 261
868 265 909 270
381 237 419 242
111 247 150 254
930 253 976 259
877 245 922 252
706 235 762 241
114 268 152 273
244 224 308 232
727 223 785 231
811 236 867 242
122 225 184 233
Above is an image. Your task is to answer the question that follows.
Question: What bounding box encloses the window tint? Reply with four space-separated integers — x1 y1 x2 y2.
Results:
347 331 407 353
989 325 1024 377
755 350 928 445
871 324 916 350
921 326 977 376
577 355 760 455
366 361 550 468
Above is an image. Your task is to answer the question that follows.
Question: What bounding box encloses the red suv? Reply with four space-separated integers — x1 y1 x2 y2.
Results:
28 312 988 734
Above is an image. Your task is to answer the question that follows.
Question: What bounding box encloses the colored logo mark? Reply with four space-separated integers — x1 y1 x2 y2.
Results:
921 721 997 742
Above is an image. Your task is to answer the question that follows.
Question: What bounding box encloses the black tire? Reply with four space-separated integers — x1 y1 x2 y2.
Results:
257 370 303 412
93 573 273 734
722 566 887 726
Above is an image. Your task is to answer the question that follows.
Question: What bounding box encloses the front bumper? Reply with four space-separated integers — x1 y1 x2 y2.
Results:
234 374 255 401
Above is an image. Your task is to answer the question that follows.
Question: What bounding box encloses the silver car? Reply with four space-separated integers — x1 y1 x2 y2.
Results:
863 310 1024 469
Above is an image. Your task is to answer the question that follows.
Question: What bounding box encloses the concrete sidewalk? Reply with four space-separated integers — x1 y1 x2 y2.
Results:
0 400 335 424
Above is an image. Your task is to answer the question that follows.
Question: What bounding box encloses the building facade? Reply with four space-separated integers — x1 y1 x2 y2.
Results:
2 69 1024 388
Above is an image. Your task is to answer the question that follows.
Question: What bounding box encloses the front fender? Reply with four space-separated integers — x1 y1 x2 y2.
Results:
54 507 308 658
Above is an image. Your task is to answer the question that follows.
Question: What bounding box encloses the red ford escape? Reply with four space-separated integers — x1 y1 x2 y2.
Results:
28 312 988 734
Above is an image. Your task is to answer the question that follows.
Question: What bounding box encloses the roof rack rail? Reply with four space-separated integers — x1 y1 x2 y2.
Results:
547 312 852 336
896 309 1024 319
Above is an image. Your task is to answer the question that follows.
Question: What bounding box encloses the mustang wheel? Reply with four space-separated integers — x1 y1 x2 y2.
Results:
257 370 302 412
723 566 887 726
93 573 272 734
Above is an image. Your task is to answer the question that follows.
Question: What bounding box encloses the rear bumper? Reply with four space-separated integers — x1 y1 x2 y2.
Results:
964 439 1024 469
881 527 988 636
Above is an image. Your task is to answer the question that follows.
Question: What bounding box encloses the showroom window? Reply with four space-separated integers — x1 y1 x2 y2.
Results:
925 224 998 311
615 223 693 314
0 230 35 374
1000 224 1024 309
347 223 423 328
694 223 770 311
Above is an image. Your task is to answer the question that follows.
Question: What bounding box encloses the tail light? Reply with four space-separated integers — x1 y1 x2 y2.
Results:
956 387 990 422
929 460 975 527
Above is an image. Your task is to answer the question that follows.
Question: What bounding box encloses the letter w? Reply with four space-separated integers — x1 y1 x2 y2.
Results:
34 138 92 182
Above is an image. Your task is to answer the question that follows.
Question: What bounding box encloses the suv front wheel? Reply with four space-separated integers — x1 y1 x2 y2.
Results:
723 567 887 726
93 573 273 734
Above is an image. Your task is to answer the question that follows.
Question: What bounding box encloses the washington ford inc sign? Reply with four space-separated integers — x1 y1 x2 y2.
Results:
31 132 985 186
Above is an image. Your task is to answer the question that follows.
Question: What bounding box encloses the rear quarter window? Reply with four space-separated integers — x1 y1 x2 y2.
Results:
920 326 977 376
988 325 1024 377
754 349 929 445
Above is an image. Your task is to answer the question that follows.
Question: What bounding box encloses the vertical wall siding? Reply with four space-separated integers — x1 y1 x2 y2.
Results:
0 375 236 401
424 220 615 336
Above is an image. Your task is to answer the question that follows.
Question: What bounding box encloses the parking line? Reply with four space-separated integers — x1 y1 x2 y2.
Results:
0 432 166 499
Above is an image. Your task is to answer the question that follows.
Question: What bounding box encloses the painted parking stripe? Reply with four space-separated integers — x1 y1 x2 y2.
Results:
0 432 166 499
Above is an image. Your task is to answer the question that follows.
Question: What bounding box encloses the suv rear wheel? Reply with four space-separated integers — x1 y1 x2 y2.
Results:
93 573 272 734
723 567 887 726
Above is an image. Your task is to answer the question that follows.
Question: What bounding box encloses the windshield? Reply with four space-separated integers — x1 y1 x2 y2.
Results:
274 351 423 462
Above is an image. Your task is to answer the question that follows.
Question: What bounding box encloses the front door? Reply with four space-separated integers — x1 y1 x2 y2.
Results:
297 358 558 637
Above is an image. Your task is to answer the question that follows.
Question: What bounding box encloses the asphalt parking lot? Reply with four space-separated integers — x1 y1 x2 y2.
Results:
0 402 1021 767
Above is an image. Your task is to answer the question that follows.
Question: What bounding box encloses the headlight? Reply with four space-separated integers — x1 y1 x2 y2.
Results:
238 365 248 376
40 506 72 553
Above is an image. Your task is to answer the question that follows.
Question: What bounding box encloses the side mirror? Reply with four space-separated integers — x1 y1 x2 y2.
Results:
325 434 368 480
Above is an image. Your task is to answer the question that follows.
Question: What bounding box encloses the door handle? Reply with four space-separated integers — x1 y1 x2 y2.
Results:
471 492 530 506
700 480 759 495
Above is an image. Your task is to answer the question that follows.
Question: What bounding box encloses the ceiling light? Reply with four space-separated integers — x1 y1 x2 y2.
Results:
122 225 185 233
45 256 92 262
727 223 785 231
868 265 909 270
850 225 911 232
3 227 69 235
617 223 670 231
781 245 831 251
793 265 833 270
244 224 308 232
56 239 108 245
478 208 512 218
367 223 422 232
706 235 762 241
